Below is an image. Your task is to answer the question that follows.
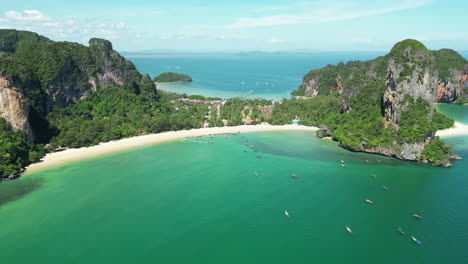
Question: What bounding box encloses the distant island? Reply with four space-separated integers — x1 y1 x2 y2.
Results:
153 72 192 82
0 29 467 181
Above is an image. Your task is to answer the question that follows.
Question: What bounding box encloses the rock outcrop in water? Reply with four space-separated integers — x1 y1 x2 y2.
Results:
0 29 142 142
293 39 468 166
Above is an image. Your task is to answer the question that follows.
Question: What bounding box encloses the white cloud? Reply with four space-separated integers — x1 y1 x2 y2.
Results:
194 0 432 29
0 10 129 43
4 10 51 22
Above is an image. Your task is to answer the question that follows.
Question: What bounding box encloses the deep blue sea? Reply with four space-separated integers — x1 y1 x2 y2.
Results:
127 52 385 100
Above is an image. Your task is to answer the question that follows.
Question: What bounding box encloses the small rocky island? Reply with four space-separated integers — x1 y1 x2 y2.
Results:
153 72 192 82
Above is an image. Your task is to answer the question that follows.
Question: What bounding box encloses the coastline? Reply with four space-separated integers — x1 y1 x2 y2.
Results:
25 125 318 173
436 121 468 137
24 121 468 175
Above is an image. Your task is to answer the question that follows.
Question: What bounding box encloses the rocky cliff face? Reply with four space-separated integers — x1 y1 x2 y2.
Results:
0 75 33 140
0 30 142 141
293 39 467 166
301 77 320 96
435 67 468 102
37 39 139 112
382 46 438 125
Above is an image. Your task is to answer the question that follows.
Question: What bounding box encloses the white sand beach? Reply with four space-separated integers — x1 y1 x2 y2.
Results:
25 125 318 173
24 121 468 174
436 121 468 137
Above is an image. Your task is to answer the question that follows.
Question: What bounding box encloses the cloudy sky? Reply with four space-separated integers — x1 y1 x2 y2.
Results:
0 0 466 52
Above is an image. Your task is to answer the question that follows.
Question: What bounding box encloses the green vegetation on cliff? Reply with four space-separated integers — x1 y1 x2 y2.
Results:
47 83 208 148
454 88 468 104
421 137 454 165
271 96 341 126
0 118 45 178
389 39 430 64
153 72 192 82
288 39 462 165
0 29 49 53
0 31 465 180
432 49 468 80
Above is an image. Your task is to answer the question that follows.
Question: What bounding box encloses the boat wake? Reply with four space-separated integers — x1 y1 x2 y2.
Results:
189 140 210 144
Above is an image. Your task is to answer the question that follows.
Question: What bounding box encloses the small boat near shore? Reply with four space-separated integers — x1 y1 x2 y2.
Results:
340 160 345 163
369 173 377 177
285 210 290 218
341 164 346 168
256 155 262 158
382 186 389 190
412 236 422 245
398 227 404 234
412 214 423 219
291 173 298 178
346 226 352 235
365 199 373 204
254 172 258 176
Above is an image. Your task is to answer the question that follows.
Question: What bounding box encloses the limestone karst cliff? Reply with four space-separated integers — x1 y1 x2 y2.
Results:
292 39 467 166
0 29 142 141
0 75 33 140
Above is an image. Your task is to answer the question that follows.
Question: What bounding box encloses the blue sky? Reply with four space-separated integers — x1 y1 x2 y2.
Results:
0 0 466 52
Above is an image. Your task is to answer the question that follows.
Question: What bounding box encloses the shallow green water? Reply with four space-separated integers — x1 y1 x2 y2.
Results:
1 105 467 263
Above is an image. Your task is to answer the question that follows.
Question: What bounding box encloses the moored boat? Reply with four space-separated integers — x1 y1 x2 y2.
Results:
291 173 298 178
256 155 263 158
285 210 290 218
369 173 377 177
412 236 422 245
412 214 423 219
382 186 389 190
340 160 345 163
365 199 373 204
346 226 352 235
254 172 258 176
398 227 404 234
341 164 346 168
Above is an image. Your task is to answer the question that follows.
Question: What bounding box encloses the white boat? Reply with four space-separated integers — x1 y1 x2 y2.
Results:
365 199 374 204
341 164 346 168
412 214 423 219
412 236 422 245
346 226 352 234
285 210 290 218
341 160 345 163
254 172 258 176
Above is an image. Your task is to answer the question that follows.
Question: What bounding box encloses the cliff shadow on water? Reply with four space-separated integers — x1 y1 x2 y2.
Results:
0 177 44 207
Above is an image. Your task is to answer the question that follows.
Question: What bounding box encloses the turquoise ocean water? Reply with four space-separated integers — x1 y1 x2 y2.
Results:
0 104 466 263
129 52 384 100
129 52 468 100
0 54 467 263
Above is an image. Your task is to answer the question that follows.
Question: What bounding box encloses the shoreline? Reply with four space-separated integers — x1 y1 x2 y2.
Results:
25 125 318 173
23 121 468 175
436 121 468 137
